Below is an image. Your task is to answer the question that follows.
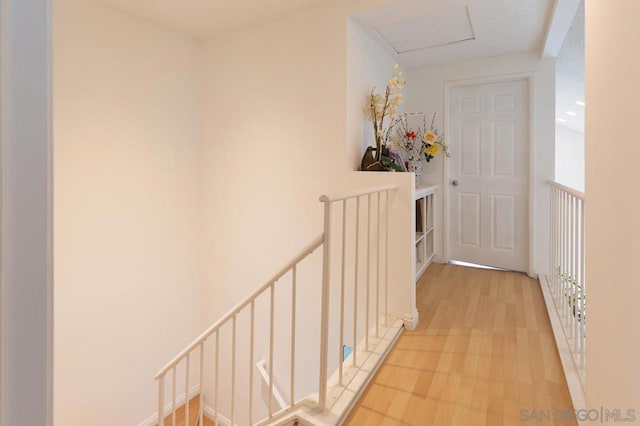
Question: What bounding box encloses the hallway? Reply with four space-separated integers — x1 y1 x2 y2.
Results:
345 263 576 425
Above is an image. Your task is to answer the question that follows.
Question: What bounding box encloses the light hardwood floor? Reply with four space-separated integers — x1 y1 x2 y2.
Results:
162 395 215 426
345 263 576 425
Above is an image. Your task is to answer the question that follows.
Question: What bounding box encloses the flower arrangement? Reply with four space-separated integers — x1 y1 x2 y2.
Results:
389 113 450 174
361 64 406 171
362 65 450 174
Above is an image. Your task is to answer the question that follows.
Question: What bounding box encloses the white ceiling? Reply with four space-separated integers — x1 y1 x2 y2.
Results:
95 0 329 40
91 0 581 107
555 1 584 133
374 4 475 54
352 0 555 68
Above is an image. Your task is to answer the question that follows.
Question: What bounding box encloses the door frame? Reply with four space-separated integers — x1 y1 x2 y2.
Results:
443 73 536 277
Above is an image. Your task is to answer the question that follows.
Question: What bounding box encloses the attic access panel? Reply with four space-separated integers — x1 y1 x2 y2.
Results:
374 5 475 53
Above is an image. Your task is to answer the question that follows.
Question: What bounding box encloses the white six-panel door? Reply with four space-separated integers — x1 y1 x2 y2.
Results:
448 79 529 272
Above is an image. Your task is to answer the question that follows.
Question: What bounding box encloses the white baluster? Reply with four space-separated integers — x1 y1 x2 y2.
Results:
558 188 562 302
376 193 381 338
563 192 568 326
574 196 579 349
318 200 331 411
290 266 296 406
580 199 586 369
171 367 176 426
553 188 558 300
385 190 390 327
214 330 219 425
158 375 164 426
231 315 236 425
575 198 581 353
199 343 204 426
249 300 254 425
566 193 572 331
339 200 346 385
353 196 360 368
556 189 561 305
549 187 556 295
569 195 575 340
365 194 371 351
269 283 275 417
184 354 189 425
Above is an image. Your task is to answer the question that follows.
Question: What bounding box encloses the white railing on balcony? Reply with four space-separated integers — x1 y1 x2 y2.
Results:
548 181 586 382
154 184 397 426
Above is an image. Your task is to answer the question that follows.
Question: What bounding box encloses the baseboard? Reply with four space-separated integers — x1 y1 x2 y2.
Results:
336 321 404 425
202 404 233 426
432 255 447 264
138 384 201 426
402 309 419 331
538 276 586 421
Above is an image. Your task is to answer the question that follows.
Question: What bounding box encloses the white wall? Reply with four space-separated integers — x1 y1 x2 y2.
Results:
54 0 202 424
404 52 556 276
346 18 417 323
198 1 414 422
52 0 418 422
346 17 399 170
585 0 640 414
1 0 53 425
555 124 584 192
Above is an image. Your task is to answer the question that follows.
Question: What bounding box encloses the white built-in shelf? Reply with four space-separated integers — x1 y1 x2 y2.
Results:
415 186 439 281
415 228 434 245
425 252 435 265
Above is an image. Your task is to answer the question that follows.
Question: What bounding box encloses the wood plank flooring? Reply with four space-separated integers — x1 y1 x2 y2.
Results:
162 395 215 426
345 263 576 425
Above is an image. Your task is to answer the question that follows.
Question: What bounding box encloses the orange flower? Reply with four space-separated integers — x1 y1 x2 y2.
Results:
424 131 437 142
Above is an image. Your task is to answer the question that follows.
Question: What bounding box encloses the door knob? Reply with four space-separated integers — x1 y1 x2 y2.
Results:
451 180 459 187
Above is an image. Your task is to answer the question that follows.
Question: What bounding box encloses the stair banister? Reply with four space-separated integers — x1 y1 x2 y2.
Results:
154 233 324 380
317 183 398 411
155 183 399 425
318 183 397 203
154 234 323 425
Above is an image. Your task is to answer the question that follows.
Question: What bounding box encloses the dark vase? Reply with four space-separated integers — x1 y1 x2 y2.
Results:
360 147 386 172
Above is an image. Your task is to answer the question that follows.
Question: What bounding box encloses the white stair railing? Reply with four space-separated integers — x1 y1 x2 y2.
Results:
155 235 323 426
548 181 586 381
317 183 396 410
155 184 397 425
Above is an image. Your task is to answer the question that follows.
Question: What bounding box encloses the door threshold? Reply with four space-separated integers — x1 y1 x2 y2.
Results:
449 260 514 272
